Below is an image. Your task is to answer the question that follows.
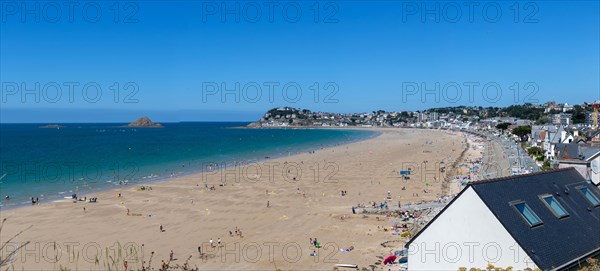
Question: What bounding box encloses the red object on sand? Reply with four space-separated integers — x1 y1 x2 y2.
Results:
383 255 397 265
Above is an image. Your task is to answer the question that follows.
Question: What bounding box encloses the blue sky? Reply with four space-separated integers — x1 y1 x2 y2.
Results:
1 1 599 122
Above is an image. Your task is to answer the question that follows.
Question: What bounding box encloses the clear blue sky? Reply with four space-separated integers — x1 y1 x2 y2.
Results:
1 1 599 122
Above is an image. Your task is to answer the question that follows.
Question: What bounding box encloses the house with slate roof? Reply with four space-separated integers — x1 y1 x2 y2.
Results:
556 144 600 186
406 168 600 270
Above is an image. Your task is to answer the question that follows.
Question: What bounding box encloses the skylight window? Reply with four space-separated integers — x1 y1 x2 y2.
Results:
578 187 600 207
540 195 569 218
513 202 543 227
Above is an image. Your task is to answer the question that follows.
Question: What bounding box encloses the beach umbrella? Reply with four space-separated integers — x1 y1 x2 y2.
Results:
383 255 397 265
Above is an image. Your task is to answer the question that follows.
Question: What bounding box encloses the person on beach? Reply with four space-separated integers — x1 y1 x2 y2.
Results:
83 207 86 213
169 250 174 261
198 245 202 257
217 238 222 246
352 206 356 214
160 224 164 232
210 238 214 247
124 261 128 270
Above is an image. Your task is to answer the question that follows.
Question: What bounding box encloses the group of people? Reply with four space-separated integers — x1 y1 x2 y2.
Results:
229 227 243 238
397 209 422 221
373 201 389 209
340 190 348 196
309 237 320 248
209 238 222 247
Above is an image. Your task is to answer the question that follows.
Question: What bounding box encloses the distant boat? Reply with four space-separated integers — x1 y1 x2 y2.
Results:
39 124 65 129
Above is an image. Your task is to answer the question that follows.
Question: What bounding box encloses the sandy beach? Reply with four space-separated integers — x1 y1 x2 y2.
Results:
0 128 480 270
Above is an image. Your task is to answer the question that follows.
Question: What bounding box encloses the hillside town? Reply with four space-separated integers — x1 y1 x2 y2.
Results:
249 102 594 129
250 102 600 185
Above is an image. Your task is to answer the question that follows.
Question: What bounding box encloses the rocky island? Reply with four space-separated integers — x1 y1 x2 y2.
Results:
127 116 163 128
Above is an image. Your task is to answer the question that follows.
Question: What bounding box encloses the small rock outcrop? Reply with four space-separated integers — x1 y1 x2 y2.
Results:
127 116 163 128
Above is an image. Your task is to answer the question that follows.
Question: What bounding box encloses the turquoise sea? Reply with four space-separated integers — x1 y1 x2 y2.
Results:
0 122 376 209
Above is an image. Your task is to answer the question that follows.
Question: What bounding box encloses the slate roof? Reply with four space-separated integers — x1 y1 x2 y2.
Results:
471 168 600 270
549 126 565 144
406 168 600 270
555 143 581 160
585 129 600 140
582 146 600 161
555 143 600 161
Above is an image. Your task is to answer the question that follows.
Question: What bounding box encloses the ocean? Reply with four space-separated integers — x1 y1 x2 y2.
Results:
0 122 376 209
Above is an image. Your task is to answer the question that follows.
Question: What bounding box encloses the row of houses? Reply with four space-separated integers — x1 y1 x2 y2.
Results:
528 125 600 186
251 107 477 128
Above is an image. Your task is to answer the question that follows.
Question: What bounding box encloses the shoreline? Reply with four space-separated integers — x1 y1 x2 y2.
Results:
0 129 382 211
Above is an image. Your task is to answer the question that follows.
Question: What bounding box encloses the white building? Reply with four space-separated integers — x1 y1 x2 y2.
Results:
407 168 600 270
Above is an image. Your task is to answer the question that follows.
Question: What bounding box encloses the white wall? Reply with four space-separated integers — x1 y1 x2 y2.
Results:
407 187 537 270
591 156 600 186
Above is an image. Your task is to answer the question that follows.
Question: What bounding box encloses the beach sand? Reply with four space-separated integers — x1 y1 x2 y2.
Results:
0 128 474 270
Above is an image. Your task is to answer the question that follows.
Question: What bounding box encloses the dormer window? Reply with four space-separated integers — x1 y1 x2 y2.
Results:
540 195 569 218
578 186 600 207
512 201 543 227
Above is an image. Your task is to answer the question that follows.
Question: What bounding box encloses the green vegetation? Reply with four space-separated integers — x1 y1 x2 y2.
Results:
502 104 545 120
512 125 532 139
536 155 544 162
571 105 587 124
542 160 553 171
527 146 543 156
496 122 511 131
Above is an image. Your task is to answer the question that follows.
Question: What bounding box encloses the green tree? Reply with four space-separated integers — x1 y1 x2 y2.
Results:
542 160 553 171
527 146 543 156
496 122 511 131
571 105 587 124
512 125 532 139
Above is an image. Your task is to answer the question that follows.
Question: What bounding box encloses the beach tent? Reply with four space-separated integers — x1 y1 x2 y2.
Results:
383 255 397 265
